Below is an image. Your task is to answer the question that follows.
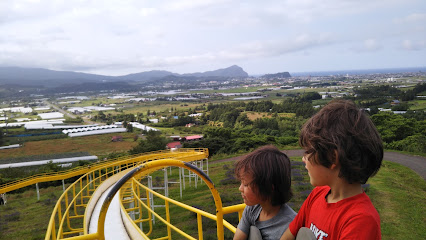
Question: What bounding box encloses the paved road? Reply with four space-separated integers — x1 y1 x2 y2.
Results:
216 149 426 180
44 100 96 124
43 100 76 119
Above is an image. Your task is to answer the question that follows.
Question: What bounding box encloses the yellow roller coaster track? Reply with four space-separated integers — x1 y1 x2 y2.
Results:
0 148 208 194
21 148 246 240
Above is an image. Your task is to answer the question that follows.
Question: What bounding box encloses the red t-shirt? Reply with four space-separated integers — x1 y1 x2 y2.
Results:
289 186 381 240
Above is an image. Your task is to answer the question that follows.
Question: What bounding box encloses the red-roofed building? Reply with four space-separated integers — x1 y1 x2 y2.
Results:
182 135 203 142
166 141 182 149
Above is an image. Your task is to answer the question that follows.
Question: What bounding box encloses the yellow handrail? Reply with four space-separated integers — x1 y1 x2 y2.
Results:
127 178 244 238
44 149 208 240
1 148 208 194
44 148 247 240
91 159 226 240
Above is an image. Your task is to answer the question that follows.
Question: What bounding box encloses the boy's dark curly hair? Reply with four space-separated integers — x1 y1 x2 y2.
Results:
235 145 293 206
300 100 383 184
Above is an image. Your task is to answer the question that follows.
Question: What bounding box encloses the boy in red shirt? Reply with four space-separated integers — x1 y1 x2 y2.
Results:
281 100 383 240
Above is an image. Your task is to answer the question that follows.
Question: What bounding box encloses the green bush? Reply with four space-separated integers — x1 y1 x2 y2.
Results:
276 136 299 146
386 134 426 153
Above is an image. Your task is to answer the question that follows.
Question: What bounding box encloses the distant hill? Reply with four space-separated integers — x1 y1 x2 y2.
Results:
117 70 175 81
261 72 291 78
0 67 109 86
0 65 249 87
183 65 249 78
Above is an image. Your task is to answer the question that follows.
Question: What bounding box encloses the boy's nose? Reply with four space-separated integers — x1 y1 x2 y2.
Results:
238 183 243 192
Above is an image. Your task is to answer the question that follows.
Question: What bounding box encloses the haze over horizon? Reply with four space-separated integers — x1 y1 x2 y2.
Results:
0 0 425 76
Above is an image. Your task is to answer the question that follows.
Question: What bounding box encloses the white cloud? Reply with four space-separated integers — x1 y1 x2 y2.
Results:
364 39 381 51
401 40 425 51
133 33 335 70
139 8 158 17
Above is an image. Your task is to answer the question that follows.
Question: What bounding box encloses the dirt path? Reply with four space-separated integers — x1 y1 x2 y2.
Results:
214 150 426 180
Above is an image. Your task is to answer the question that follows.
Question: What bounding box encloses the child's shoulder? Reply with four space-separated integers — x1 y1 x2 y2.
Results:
303 186 330 205
313 186 330 192
244 204 263 214
311 186 331 196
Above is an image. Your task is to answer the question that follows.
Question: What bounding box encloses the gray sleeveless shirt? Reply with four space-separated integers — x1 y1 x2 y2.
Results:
237 204 296 240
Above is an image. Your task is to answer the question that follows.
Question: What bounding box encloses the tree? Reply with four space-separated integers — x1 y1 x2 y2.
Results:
128 132 168 154
221 109 241 127
371 112 416 142
235 114 252 128
368 106 379 115
391 103 409 111
126 124 134 132
300 92 321 102
93 111 106 121
0 128 3 146
386 134 426 153
183 137 231 155
204 127 232 139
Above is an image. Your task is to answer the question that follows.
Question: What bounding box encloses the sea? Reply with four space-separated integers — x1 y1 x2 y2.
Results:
289 67 426 77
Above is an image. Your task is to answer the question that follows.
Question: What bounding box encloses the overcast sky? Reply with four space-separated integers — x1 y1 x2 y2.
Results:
0 0 425 76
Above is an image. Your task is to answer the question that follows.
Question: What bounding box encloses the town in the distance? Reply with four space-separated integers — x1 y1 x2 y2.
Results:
0 65 425 156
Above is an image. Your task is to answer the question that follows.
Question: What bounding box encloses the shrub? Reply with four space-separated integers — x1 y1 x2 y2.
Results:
386 134 426 154
276 136 299 146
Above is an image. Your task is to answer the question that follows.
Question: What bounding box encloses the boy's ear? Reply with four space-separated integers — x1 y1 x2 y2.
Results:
330 150 340 170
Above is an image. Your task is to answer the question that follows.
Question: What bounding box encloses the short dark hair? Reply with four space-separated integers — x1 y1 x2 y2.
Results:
235 145 293 206
300 100 383 184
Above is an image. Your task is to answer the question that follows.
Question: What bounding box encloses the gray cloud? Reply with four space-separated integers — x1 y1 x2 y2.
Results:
0 0 424 74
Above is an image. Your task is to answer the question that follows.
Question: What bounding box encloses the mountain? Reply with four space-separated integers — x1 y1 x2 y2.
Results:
261 72 291 78
183 65 249 77
0 65 249 87
117 70 175 81
0 66 109 86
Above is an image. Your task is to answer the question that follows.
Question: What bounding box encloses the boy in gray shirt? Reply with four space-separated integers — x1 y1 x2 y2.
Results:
234 145 296 240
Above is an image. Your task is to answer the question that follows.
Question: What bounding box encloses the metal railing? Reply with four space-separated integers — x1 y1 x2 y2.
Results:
121 173 246 239
44 149 209 240
0 148 208 194
65 159 245 240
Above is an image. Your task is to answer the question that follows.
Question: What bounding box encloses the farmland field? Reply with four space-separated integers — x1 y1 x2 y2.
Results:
0 132 138 161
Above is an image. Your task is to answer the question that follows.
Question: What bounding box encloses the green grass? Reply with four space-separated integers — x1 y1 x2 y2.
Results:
368 161 426 240
0 158 424 240
409 99 426 111
0 186 63 240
